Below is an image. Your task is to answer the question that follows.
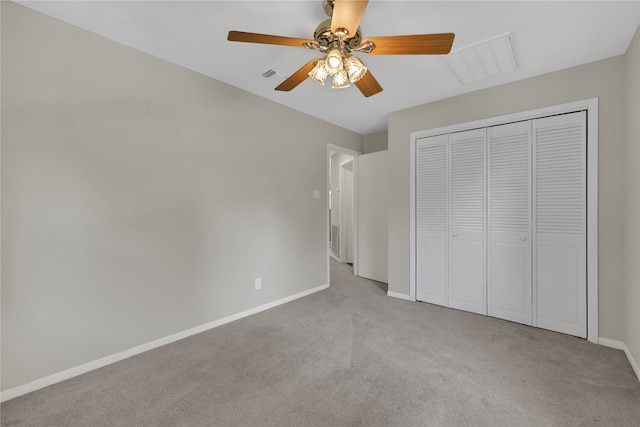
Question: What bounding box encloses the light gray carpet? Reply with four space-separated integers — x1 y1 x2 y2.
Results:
3 259 640 426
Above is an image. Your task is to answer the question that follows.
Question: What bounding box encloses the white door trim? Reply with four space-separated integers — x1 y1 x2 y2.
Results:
339 159 355 265
409 98 598 343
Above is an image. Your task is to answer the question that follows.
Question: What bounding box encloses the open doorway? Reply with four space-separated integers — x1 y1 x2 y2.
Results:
328 144 360 278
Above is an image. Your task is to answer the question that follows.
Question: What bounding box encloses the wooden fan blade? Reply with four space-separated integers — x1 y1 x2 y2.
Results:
331 0 369 37
275 59 320 92
362 33 455 55
354 70 383 97
228 31 315 48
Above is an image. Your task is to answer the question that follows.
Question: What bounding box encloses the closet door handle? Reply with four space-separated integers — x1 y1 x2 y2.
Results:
452 233 458 238
521 236 527 242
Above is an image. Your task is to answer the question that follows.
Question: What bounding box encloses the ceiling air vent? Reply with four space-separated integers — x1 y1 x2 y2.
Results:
443 32 519 85
262 70 277 78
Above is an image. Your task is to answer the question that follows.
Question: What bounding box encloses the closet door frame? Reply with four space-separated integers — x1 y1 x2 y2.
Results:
409 98 599 344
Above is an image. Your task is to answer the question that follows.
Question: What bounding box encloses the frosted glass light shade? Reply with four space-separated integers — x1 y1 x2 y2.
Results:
308 59 329 85
344 55 367 83
308 49 364 89
332 69 350 89
325 49 344 73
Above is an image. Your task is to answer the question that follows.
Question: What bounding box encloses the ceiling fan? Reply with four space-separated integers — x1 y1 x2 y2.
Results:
227 0 455 97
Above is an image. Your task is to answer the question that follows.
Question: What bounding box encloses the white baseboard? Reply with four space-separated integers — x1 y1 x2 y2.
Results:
599 337 640 382
0 283 329 403
387 291 414 302
598 337 626 350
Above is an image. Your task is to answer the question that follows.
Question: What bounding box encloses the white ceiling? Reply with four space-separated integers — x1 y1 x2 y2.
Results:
15 1 640 135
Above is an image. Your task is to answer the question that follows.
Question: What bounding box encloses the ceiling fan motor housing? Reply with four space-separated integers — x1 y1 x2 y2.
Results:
313 19 362 51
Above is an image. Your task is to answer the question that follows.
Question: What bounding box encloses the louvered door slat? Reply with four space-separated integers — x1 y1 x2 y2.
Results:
535 121 584 235
450 135 485 231
416 135 448 306
417 143 447 232
534 111 586 338
487 121 532 325
448 129 486 315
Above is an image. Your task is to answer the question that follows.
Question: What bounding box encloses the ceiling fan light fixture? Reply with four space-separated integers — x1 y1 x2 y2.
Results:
308 59 330 85
325 49 344 73
344 54 367 83
228 0 455 98
332 69 350 89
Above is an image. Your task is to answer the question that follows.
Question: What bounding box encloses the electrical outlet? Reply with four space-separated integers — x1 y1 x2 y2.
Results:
255 277 262 290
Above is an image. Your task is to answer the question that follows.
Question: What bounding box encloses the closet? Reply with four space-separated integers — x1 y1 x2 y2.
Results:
416 111 587 338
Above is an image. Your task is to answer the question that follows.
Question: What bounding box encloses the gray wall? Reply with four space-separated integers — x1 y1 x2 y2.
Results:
623 26 640 369
1 2 362 391
388 51 632 342
363 131 388 154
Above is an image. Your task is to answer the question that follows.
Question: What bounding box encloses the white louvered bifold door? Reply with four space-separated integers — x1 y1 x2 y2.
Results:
533 111 587 338
449 129 486 315
488 121 532 325
416 135 448 306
